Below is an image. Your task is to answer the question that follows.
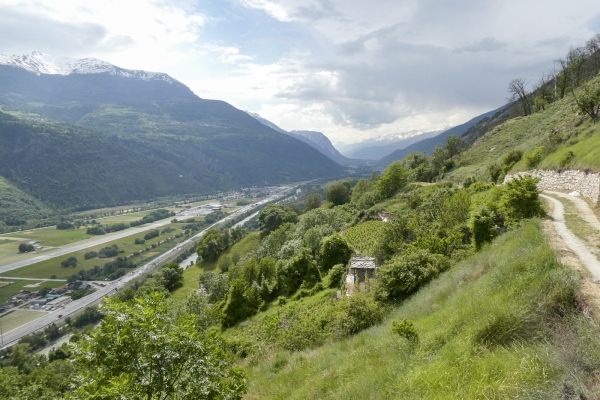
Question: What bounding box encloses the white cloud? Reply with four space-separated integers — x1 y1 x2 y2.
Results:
239 0 293 21
3 0 600 145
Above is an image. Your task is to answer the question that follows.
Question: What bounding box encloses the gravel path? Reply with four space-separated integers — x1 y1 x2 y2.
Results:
544 190 600 232
540 193 600 281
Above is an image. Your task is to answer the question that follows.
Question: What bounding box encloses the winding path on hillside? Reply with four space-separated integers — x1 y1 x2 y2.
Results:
540 193 600 281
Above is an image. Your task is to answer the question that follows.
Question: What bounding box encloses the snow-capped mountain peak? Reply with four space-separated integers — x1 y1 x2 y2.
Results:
0 51 176 84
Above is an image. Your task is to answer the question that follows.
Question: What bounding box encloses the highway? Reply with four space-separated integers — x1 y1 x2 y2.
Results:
0 185 296 348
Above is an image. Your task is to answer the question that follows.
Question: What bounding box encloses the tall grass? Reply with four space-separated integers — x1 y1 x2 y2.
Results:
243 220 600 399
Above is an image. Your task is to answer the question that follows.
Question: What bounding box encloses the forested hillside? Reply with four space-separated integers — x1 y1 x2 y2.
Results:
0 60 345 219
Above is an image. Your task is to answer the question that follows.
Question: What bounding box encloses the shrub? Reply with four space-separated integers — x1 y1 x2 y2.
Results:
560 150 575 167
333 293 384 336
500 176 544 222
134 238 145 245
391 318 419 343
469 206 500 250
328 263 347 288
84 251 98 260
377 250 450 300
487 163 502 183
525 146 544 168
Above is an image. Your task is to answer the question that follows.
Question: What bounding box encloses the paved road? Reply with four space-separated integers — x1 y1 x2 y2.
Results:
0 186 296 348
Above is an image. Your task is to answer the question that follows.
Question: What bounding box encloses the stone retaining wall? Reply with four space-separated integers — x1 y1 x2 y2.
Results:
504 169 600 203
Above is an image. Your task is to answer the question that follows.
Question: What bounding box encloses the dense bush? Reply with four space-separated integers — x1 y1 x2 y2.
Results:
84 251 97 260
319 233 353 272
469 206 501 250
98 244 119 258
144 229 159 241
326 181 351 206
61 256 78 268
258 204 298 233
327 263 347 288
377 250 450 300
525 146 545 168
56 221 74 229
500 176 544 222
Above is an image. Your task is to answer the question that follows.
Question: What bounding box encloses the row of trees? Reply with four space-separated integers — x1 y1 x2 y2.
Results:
508 32 600 118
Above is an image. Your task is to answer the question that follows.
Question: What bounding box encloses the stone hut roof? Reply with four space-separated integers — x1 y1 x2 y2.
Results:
349 255 378 270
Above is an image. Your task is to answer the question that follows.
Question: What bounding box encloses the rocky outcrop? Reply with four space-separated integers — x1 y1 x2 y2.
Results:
504 169 600 203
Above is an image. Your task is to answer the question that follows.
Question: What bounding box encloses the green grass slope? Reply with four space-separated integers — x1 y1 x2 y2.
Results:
243 221 600 399
450 76 600 181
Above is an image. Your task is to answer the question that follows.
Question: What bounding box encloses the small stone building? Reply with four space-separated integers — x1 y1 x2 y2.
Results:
348 255 379 281
345 255 379 297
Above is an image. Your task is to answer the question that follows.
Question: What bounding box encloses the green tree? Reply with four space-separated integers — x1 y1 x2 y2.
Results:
304 193 322 211
351 179 374 203
258 204 299 233
572 83 600 120
376 162 408 199
70 294 246 399
18 243 34 253
277 249 321 295
319 233 353 272
444 135 462 160
221 279 261 327
156 263 184 291
196 229 224 262
326 181 351 206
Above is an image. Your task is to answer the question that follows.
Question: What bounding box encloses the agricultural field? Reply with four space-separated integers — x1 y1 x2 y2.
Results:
342 220 387 256
0 223 191 280
0 310 47 333
1 226 94 247
0 279 64 304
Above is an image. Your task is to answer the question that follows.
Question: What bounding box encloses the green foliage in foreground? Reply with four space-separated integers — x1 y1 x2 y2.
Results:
243 221 600 399
69 294 246 399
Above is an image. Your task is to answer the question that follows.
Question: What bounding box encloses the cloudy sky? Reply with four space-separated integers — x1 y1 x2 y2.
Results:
1 0 599 144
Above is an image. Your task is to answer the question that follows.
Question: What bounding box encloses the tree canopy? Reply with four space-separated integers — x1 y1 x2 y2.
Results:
70 293 246 399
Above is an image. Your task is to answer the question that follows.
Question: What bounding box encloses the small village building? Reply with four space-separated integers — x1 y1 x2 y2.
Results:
348 255 379 282
30 299 48 306
78 283 91 291
345 255 380 297
51 285 68 295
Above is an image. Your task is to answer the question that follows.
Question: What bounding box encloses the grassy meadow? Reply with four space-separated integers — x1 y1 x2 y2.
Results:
0 310 48 333
0 222 190 280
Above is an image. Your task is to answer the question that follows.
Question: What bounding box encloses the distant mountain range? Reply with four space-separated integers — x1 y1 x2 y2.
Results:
336 130 445 160
0 52 343 217
378 107 505 165
245 112 353 165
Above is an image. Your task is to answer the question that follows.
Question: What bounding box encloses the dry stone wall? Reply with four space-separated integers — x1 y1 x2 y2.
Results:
504 169 600 203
